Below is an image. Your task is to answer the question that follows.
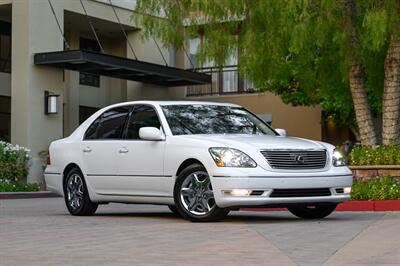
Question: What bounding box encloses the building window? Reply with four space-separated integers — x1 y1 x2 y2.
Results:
187 36 257 97
189 37 200 68
79 38 100 87
79 106 100 124
0 21 11 74
0 96 11 141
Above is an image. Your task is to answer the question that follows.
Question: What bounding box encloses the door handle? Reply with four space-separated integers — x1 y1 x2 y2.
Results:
83 147 92 153
119 147 129 154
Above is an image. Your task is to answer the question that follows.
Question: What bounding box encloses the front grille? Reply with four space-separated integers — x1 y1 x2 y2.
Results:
270 188 331 198
261 150 327 170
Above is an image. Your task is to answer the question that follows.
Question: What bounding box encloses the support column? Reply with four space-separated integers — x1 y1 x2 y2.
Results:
11 0 64 183
63 31 80 136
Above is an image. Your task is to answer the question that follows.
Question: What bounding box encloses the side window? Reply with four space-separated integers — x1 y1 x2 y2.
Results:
125 105 161 140
97 106 130 139
84 117 101 140
84 106 130 140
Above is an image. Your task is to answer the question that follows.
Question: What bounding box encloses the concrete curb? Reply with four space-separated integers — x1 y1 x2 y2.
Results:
0 191 60 200
241 200 400 212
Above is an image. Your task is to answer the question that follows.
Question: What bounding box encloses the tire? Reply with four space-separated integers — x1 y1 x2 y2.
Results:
288 203 337 219
64 167 98 216
173 163 229 222
167 205 180 216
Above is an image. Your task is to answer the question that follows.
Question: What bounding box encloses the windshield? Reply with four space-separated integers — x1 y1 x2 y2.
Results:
161 104 277 136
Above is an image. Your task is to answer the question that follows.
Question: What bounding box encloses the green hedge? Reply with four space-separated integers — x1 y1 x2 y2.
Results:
351 176 400 200
348 144 400 166
0 179 40 192
0 141 36 192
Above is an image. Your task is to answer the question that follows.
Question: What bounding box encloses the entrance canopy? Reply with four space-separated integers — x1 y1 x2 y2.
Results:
34 50 211 86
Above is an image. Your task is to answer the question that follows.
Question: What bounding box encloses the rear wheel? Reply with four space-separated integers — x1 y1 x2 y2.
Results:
288 204 337 219
64 167 98 216
174 164 229 222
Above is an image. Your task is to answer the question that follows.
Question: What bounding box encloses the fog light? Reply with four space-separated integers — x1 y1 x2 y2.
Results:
343 187 352 194
225 189 252 196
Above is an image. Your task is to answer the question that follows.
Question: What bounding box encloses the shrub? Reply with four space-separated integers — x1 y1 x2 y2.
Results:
348 144 400 165
0 178 40 192
0 141 30 181
351 176 400 200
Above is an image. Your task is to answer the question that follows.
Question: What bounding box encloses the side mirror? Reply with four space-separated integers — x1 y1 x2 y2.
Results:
275 128 287 137
139 127 165 141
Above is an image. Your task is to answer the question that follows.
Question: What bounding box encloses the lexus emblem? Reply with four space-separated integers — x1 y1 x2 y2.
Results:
294 155 305 164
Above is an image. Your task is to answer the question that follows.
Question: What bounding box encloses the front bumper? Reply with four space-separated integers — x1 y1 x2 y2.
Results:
211 174 353 208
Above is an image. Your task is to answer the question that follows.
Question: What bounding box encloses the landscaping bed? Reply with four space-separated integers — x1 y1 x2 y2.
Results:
0 178 40 192
0 141 41 193
348 144 400 179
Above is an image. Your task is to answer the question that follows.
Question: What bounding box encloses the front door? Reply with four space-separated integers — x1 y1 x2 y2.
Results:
115 104 167 197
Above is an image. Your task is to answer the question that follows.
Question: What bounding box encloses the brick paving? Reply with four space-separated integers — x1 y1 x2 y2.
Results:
0 198 399 265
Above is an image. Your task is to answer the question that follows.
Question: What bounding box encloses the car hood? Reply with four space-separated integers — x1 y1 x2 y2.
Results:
179 134 329 150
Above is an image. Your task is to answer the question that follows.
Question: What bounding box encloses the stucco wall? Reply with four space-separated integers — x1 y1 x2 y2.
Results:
126 29 171 101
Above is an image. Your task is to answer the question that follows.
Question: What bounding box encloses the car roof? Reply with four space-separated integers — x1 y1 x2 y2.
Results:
108 100 242 108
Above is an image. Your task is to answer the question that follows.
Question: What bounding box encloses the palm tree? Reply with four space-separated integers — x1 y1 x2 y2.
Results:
344 0 378 146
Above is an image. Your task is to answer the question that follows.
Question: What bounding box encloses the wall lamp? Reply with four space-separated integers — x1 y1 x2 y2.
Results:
44 90 60 115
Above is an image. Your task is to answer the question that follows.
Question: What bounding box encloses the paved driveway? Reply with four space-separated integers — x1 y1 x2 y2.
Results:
0 198 399 266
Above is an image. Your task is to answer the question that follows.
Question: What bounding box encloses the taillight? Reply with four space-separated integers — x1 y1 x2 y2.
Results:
47 151 51 165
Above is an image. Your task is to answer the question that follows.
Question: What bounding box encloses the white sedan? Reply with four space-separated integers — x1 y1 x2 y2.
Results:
45 101 352 222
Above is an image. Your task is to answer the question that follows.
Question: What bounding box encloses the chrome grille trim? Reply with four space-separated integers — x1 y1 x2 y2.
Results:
261 150 327 170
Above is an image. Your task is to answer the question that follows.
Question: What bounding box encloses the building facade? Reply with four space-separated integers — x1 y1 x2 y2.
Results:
0 0 346 183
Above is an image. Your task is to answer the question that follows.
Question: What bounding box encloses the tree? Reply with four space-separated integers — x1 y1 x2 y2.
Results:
362 0 400 144
341 0 378 146
135 0 396 145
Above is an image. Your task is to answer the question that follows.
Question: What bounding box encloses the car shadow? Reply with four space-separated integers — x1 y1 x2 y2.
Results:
94 211 180 219
86 210 363 223
56 204 380 223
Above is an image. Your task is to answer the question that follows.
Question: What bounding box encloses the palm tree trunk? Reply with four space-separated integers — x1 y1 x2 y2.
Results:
349 62 378 146
382 35 400 145
344 0 378 146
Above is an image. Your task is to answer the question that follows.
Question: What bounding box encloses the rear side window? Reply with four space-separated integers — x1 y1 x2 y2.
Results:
125 105 161 140
84 106 131 140
84 117 100 140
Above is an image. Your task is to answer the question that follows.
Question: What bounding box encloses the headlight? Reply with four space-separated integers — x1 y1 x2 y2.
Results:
209 148 257 168
332 149 346 167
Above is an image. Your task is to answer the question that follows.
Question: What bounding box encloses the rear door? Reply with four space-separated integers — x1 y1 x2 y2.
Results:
81 106 131 195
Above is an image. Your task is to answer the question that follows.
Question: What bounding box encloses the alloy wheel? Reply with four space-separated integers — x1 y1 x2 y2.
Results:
66 174 84 210
179 171 215 216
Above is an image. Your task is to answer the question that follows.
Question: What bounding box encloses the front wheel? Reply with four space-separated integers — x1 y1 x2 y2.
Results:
288 203 337 219
173 164 229 222
64 167 98 216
